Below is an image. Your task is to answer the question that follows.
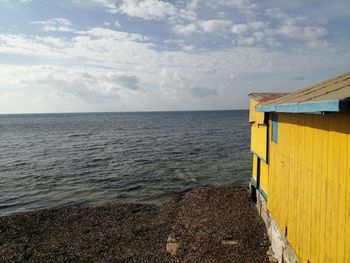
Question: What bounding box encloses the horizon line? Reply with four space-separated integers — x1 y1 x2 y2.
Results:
0 108 249 115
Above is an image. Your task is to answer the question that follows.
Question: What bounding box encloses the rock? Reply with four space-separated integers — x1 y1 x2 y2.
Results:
166 235 180 256
166 242 180 256
222 239 239 245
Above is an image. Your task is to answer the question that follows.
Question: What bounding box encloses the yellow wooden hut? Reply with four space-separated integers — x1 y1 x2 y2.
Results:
249 72 350 263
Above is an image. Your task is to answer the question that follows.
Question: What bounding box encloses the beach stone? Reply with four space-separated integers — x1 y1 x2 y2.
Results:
222 239 239 245
0 186 272 262
166 235 180 256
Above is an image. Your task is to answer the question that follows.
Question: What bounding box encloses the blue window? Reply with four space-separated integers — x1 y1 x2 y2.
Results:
272 114 278 143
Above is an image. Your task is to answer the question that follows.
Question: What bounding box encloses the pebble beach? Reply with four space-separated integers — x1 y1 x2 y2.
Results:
0 186 271 263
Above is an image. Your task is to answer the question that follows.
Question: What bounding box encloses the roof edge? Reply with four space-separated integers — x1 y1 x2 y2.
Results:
256 99 340 113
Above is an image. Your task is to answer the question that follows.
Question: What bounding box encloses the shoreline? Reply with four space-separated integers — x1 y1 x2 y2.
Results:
0 186 271 262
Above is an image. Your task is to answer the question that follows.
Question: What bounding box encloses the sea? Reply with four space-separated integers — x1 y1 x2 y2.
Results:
0 110 251 216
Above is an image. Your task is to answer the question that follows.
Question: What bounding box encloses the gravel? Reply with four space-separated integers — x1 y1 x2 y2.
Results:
0 186 271 263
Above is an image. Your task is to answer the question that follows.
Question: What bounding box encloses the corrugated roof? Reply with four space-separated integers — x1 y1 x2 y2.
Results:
256 72 350 113
248 93 289 102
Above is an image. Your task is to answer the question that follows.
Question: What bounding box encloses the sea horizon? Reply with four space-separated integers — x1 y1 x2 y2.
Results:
0 108 249 116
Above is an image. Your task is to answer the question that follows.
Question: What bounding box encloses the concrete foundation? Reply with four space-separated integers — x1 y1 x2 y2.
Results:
250 184 300 263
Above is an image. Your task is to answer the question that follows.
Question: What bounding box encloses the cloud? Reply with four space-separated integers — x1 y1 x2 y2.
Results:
274 24 328 41
190 87 218 98
175 19 232 36
31 18 73 32
231 21 265 35
231 24 249 34
1 0 350 113
198 20 232 33
116 75 142 90
77 27 146 41
91 0 178 20
174 23 198 35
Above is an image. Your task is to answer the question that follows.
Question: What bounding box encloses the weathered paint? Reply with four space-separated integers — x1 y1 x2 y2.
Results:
266 111 350 263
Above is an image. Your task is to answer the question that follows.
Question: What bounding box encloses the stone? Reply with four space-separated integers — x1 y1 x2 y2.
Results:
166 235 180 256
222 239 239 245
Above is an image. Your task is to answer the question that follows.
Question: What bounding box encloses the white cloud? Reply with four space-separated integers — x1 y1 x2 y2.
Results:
248 21 265 30
265 8 288 19
1 0 349 113
175 19 232 36
174 23 198 35
231 24 249 34
275 24 328 41
198 20 232 32
31 18 73 32
231 21 265 35
206 0 252 8
117 0 176 20
0 34 68 58
77 27 145 41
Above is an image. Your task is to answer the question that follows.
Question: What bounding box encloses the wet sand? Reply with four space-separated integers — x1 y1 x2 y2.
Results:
0 186 271 262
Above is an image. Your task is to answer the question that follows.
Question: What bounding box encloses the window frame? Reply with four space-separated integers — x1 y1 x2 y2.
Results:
272 113 278 143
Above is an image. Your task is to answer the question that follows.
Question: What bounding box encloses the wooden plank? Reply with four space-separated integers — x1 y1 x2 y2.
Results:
337 112 347 263
252 154 257 180
319 114 329 263
325 113 334 262
313 114 322 263
251 123 258 153
345 112 350 263
257 124 268 162
296 113 303 258
305 114 314 263
330 114 341 262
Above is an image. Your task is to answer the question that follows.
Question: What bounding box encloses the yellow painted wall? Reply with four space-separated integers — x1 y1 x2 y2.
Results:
251 123 258 154
252 154 258 181
267 112 350 263
251 123 268 162
249 98 265 124
250 98 269 196
259 160 269 195
257 124 267 161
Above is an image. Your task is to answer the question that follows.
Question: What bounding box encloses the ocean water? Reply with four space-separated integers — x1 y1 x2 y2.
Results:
0 110 251 216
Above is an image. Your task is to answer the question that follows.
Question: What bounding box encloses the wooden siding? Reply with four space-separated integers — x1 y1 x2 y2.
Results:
260 159 269 197
267 111 350 263
249 98 265 124
251 123 268 162
252 154 258 181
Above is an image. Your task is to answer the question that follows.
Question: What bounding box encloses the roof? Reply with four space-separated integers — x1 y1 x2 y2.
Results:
256 72 350 113
248 93 289 102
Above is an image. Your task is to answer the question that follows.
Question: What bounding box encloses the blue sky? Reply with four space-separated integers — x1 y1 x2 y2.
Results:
0 0 349 113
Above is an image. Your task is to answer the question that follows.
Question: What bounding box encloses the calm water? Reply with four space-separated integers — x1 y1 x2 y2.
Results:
0 110 251 216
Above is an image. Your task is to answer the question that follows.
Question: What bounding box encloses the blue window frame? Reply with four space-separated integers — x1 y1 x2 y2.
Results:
272 114 278 143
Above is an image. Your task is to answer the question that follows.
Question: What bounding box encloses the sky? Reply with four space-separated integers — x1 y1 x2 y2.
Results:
0 0 349 113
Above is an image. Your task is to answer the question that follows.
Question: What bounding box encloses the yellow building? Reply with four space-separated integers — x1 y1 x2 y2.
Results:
249 72 350 263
